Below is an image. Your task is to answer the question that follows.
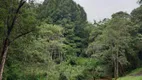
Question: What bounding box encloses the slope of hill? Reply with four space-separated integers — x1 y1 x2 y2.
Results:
118 68 142 80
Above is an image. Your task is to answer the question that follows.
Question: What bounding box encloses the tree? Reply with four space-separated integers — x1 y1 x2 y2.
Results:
0 0 37 79
138 0 142 4
37 24 66 63
87 12 133 79
130 5 142 67
37 0 87 57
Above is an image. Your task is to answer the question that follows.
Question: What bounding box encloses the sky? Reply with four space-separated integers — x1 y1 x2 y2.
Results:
38 0 139 22
73 0 139 22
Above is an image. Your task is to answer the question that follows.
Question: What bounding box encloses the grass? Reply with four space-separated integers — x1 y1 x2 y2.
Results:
118 76 142 80
117 68 142 80
128 68 142 75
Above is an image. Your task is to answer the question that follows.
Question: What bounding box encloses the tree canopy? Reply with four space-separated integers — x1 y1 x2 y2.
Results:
0 0 142 80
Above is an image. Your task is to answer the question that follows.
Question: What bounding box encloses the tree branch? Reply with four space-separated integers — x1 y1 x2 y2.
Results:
7 0 26 37
10 30 34 43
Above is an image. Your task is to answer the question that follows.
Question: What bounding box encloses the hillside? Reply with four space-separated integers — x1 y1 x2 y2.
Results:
118 68 142 80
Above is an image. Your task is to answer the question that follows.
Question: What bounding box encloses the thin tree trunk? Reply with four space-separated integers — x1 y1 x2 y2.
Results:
116 54 119 79
93 76 95 80
115 47 119 80
116 47 119 79
0 39 9 80
114 58 117 80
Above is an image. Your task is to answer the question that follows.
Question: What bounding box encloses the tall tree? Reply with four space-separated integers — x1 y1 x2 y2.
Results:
37 0 87 57
87 12 133 79
0 0 37 79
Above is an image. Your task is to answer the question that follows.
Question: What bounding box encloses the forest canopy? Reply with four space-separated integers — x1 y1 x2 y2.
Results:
0 0 142 80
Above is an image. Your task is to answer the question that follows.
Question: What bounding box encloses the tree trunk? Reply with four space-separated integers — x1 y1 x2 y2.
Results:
116 48 119 79
116 54 119 79
114 48 119 80
114 58 117 80
0 39 9 80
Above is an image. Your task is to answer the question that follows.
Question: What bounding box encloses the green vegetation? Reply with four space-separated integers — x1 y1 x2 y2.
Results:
118 76 142 80
128 68 142 75
0 0 142 80
118 68 142 80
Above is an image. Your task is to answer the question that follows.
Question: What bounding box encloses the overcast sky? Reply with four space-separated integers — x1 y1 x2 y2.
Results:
38 0 139 22
73 0 139 22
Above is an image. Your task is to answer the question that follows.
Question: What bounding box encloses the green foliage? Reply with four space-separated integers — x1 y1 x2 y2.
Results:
118 68 142 80
1 0 142 80
118 76 142 80
37 0 88 56
86 11 136 78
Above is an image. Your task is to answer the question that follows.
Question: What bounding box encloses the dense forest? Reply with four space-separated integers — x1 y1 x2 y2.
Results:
0 0 142 80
